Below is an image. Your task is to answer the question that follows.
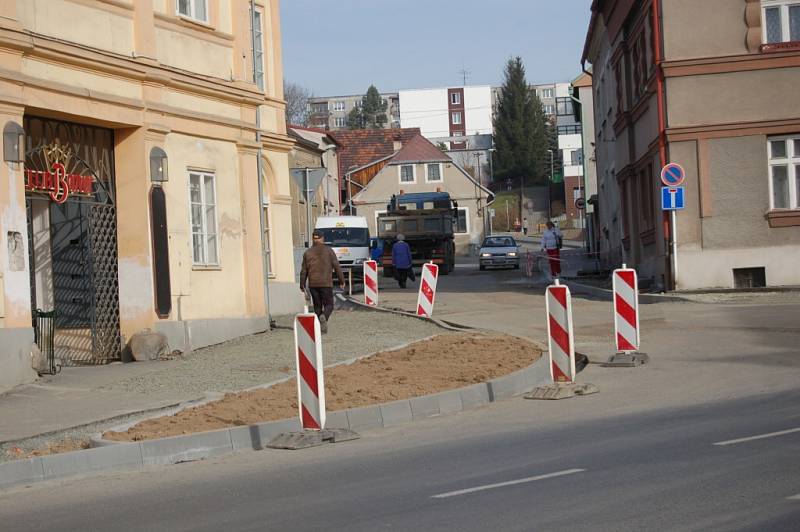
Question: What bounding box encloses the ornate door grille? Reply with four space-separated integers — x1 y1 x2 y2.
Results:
24 117 121 364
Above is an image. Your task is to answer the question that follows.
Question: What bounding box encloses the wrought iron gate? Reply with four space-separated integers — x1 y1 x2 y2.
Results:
25 117 121 364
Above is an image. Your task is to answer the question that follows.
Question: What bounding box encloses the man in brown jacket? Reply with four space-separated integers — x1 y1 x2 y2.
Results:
300 230 345 333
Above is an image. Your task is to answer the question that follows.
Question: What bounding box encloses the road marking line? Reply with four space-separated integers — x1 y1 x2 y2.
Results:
788 494 800 501
713 427 800 446
430 468 586 499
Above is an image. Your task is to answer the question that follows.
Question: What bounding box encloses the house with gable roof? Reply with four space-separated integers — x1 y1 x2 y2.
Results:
350 134 494 255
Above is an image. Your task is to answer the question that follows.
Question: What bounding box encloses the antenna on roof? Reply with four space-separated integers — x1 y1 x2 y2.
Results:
458 67 471 86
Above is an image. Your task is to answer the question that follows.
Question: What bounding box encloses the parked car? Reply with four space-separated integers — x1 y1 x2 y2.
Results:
479 236 520 271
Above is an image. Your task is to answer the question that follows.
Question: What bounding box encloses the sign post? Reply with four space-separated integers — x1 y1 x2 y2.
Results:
660 163 686 290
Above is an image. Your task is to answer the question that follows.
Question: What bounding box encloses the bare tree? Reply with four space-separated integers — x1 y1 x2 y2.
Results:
284 81 312 126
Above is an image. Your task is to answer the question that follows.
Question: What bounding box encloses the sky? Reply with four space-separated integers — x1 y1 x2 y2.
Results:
281 0 593 97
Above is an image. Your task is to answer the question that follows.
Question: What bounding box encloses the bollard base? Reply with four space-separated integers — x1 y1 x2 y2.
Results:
603 352 650 368
266 428 359 450
524 382 599 400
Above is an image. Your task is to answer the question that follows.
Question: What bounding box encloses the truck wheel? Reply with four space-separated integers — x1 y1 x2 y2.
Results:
383 266 394 278
440 262 450 275
479 265 486 271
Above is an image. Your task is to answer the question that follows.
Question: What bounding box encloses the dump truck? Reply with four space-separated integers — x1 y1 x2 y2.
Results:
377 192 457 277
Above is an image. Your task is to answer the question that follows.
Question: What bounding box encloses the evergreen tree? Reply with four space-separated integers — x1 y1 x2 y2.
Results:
493 57 550 185
347 85 388 129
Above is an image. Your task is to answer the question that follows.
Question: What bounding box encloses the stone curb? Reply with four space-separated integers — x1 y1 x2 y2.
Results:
564 280 691 304
340 294 472 332
0 353 550 490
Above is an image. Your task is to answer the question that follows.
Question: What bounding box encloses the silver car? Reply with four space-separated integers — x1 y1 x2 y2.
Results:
479 236 520 270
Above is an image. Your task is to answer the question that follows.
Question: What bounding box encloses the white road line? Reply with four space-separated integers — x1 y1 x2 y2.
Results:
713 427 800 446
431 468 586 499
788 494 800 501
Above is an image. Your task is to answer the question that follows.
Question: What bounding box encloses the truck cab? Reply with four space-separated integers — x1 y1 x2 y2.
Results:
377 192 457 276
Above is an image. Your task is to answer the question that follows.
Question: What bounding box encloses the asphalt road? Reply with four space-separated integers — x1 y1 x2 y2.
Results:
1 262 798 531
1 390 798 531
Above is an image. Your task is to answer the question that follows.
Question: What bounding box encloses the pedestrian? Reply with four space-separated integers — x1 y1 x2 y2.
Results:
523 217 528 236
391 234 414 288
300 230 345 333
540 221 563 278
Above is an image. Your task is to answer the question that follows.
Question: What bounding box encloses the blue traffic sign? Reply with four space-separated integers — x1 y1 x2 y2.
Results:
661 186 685 210
660 163 685 186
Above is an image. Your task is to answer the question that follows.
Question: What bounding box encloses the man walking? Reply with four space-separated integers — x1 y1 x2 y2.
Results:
540 221 563 278
391 234 414 288
300 230 345 333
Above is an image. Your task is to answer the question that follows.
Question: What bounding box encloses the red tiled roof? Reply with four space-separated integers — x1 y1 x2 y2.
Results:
328 128 421 181
389 134 452 164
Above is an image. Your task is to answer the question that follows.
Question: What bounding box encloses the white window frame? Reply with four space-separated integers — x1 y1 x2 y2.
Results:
762 0 800 43
451 111 462 125
450 92 461 105
767 134 800 210
454 207 469 234
543 104 555 115
425 163 443 183
398 164 416 184
188 170 220 266
332 101 345 111
250 7 265 91
334 117 347 128
541 88 554 99
177 0 208 23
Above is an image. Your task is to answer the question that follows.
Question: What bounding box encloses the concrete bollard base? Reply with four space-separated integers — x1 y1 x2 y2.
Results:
603 352 650 367
524 382 599 400
266 429 359 450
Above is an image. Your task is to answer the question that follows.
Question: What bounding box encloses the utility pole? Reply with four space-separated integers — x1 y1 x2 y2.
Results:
304 167 313 248
474 152 485 236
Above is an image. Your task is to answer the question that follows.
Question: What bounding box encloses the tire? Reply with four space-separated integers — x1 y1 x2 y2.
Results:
383 266 394 278
513 264 520 270
479 265 486 271
440 262 450 275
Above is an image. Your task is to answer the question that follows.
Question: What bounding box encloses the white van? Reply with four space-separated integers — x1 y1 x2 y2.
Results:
314 216 370 273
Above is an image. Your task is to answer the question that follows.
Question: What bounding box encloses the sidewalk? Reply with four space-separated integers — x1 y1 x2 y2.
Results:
0 310 446 452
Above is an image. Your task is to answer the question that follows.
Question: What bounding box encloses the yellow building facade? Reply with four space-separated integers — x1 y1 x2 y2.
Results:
0 0 301 392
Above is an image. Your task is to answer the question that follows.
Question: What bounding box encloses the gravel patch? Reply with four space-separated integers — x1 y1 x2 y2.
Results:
1 309 448 462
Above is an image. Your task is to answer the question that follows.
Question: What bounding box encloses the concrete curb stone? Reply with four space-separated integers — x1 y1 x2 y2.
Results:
564 280 691 303
0 353 551 490
341 294 469 332
379 400 413 427
346 405 384 431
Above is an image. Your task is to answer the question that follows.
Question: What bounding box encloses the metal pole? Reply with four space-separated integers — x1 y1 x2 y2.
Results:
305 168 313 248
251 0 271 327
549 150 554 221
671 209 678 289
506 202 510 231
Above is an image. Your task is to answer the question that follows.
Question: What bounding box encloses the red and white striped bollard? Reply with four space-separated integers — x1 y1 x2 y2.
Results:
545 279 576 383
363 260 378 307
606 264 649 366
294 312 326 430
416 262 439 318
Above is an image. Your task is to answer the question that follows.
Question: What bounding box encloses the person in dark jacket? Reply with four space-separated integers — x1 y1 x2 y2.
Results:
300 230 345 333
391 234 414 288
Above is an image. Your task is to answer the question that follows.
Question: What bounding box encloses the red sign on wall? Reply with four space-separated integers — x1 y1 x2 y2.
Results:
24 163 94 204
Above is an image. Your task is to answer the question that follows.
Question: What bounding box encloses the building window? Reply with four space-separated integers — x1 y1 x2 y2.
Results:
450 92 461 105
177 0 207 22
399 164 415 183
454 207 469 233
331 101 345 111
189 171 218 266
768 135 800 209
763 1 800 43
426 163 442 182
541 88 554 99
571 149 584 167
451 112 462 125
311 103 328 114
334 117 347 128
250 8 264 91
543 104 555 115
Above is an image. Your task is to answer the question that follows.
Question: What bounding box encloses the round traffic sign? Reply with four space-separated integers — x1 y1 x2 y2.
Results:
575 197 586 210
661 163 685 186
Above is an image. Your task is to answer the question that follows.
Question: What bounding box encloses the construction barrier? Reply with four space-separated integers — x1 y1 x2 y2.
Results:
363 260 378 307
416 262 439 318
545 279 576 383
613 264 640 352
294 312 326 430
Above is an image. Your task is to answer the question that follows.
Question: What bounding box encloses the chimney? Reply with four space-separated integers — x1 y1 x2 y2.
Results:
393 140 402 151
